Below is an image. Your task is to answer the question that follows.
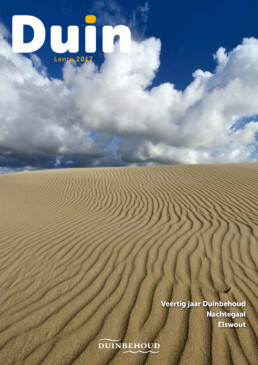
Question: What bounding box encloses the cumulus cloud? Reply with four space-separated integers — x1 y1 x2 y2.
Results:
0 22 257 172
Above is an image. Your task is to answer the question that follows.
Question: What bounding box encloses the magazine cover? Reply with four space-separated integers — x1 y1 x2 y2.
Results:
0 0 257 364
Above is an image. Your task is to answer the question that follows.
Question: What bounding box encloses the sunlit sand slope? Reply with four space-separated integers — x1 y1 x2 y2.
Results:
0 164 257 365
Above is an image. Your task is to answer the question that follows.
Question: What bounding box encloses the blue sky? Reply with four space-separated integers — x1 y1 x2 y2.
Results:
1 0 258 88
0 0 257 172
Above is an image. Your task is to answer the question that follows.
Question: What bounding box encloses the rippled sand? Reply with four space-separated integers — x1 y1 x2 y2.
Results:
0 163 257 365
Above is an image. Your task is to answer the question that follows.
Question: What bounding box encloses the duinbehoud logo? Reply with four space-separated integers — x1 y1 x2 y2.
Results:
98 339 160 354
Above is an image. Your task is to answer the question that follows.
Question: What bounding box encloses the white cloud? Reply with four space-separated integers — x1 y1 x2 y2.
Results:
90 0 150 40
0 23 257 170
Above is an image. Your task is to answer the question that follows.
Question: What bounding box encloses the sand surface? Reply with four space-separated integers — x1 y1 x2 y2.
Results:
0 163 257 365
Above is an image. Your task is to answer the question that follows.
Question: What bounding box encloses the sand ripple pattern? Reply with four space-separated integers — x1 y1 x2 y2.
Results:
0 164 257 365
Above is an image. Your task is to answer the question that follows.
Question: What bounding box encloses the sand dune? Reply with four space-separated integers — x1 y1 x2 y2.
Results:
0 163 257 365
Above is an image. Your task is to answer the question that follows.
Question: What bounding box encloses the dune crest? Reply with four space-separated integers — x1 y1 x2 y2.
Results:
0 163 257 365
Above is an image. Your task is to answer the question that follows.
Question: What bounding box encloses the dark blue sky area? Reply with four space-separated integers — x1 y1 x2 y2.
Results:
1 0 258 89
